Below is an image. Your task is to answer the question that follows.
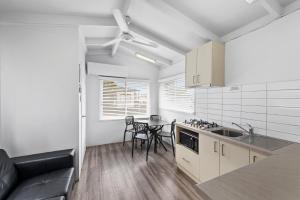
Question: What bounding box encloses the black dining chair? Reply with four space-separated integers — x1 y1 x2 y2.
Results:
123 116 135 146
150 115 161 121
157 119 176 157
132 122 151 160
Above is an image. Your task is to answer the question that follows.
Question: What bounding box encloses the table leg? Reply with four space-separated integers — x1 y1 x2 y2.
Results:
154 132 157 153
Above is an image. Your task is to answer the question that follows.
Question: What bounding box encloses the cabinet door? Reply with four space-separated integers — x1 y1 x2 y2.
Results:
176 144 200 181
197 42 212 85
220 141 250 175
250 150 268 164
185 49 198 87
199 134 220 182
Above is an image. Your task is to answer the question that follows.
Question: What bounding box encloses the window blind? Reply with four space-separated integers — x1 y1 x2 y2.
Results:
100 78 149 119
159 75 195 113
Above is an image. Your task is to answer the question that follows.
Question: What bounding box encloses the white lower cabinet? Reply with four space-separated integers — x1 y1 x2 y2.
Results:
199 134 220 182
250 149 268 164
176 127 270 183
176 144 200 181
219 141 250 175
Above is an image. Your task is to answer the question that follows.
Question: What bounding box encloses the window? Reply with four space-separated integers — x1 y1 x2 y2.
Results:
100 78 150 120
159 74 195 113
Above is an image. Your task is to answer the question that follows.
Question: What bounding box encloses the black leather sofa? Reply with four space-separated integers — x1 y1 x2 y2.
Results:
0 149 75 200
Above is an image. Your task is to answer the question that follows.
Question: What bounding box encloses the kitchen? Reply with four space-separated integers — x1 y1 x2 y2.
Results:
1 0 300 200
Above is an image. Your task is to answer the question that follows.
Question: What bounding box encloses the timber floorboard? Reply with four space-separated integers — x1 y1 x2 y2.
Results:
71 142 205 200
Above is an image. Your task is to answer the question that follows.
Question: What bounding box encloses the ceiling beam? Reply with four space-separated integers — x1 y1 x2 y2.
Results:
283 0 300 15
129 24 186 55
221 15 274 41
145 0 219 41
258 0 282 17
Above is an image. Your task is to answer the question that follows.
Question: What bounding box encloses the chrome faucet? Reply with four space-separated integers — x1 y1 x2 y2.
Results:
232 122 254 136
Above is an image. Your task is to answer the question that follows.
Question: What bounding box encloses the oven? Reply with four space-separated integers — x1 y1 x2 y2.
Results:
179 130 199 153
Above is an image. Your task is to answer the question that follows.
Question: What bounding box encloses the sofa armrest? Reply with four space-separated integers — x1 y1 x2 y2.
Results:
12 149 75 180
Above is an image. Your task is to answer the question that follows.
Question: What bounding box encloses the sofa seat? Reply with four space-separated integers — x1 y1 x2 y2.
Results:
7 168 74 200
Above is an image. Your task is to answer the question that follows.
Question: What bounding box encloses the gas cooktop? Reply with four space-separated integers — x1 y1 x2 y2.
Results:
183 119 220 130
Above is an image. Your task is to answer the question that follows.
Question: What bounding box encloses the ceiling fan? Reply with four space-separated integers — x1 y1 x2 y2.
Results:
100 9 158 52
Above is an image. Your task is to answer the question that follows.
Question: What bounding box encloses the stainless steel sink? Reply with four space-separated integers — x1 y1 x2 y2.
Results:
211 129 244 137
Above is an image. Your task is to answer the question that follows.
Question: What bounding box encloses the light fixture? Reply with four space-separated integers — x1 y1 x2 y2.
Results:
245 0 256 4
135 53 156 64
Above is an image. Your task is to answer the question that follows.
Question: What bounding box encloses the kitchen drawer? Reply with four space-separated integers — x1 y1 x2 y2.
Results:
176 144 200 181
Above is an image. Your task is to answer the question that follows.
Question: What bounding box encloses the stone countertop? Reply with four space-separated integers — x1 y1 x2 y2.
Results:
197 143 300 200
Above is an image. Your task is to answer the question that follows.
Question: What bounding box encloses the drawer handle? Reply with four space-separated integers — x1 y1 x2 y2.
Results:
221 144 225 156
253 155 257 163
182 157 190 164
213 141 217 153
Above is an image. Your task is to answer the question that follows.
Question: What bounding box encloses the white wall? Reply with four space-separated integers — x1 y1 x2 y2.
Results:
225 10 300 85
86 52 159 146
0 24 79 158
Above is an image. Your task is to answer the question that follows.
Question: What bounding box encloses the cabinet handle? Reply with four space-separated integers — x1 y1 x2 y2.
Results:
197 75 200 83
182 157 190 164
192 75 195 84
213 141 217 153
221 144 225 156
253 155 257 163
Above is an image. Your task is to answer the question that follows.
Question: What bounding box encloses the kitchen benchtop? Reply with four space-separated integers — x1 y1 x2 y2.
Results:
197 143 300 200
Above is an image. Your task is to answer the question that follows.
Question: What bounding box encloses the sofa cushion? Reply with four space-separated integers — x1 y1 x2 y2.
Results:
0 149 18 200
7 168 74 200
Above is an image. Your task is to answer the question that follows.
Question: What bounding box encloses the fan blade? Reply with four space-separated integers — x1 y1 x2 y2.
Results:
131 39 158 48
100 38 122 47
113 9 129 33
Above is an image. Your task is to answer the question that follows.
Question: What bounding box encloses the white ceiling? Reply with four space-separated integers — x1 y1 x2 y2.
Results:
0 0 299 67
161 0 268 36
0 0 123 17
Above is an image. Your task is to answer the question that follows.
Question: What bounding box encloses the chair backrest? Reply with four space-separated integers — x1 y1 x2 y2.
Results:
125 116 134 126
133 122 149 134
150 115 161 121
171 119 176 133
0 149 18 200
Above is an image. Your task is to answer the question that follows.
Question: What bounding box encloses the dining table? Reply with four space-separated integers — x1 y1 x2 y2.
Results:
135 119 170 153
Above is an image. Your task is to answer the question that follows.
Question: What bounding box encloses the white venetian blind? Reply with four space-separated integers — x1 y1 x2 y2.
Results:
100 78 149 119
159 75 195 113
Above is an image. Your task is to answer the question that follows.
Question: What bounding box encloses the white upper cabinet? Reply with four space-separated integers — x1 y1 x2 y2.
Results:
185 41 225 87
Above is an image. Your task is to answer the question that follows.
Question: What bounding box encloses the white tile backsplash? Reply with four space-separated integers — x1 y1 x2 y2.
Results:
242 105 266 114
223 104 241 112
242 98 267 106
223 98 241 105
267 90 300 99
267 98 300 107
267 80 300 91
242 83 266 91
241 112 267 122
242 91 266 99
267 107 300 117
193 80 300 142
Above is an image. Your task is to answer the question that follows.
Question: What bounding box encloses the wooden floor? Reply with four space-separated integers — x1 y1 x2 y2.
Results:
71 142 205 200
